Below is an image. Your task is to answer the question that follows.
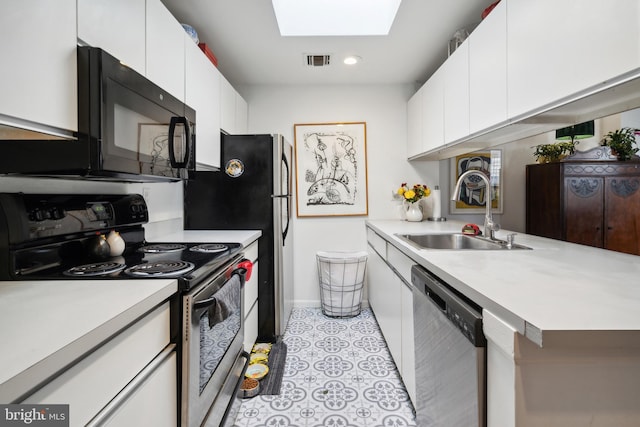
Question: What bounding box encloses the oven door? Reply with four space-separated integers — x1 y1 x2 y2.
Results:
182 262 246 427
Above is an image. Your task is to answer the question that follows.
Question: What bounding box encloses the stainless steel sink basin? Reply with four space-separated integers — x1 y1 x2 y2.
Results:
396 233 531 250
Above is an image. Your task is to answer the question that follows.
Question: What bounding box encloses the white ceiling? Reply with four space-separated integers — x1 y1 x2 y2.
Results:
161 0 490 88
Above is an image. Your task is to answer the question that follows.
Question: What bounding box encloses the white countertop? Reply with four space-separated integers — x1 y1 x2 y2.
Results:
367 219 640 344
0 279 177 402
159 230 261 247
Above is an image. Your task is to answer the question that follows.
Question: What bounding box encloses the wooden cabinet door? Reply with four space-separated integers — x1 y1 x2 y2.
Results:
526 164 563 239
564 177 604 248
605 177 640 255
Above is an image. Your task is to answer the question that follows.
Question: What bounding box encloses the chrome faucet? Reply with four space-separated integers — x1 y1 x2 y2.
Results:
451 170 500 240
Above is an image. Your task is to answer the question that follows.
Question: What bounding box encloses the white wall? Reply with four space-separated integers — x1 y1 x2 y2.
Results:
243 84 439 306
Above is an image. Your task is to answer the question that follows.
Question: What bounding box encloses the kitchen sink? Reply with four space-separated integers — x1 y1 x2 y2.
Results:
395 233 531 250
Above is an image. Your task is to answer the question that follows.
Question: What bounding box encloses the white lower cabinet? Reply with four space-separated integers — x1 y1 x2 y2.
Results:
243 240 259 351
96 349 177 427
367 230 416 404
367 247 402 367
22 303 175 427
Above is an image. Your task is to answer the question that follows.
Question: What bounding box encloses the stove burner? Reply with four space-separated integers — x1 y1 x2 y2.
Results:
125 261 195 277
63 262 126 277
139 243 187 253
189 243 229 254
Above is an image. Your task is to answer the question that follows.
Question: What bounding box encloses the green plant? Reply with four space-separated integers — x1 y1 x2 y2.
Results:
600 128 639 161
533 141 577 163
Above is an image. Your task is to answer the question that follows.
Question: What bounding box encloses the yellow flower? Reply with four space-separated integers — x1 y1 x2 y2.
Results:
396 182 431 203
404 190 416 200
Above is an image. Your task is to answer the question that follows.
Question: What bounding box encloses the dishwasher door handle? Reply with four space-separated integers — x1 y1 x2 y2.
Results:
426 286 447 312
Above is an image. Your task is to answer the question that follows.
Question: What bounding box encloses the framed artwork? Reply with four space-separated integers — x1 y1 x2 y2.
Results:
450 149 503 214
294 122 369 217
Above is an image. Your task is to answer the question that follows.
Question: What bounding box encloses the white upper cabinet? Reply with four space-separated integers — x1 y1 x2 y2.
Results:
443 41 470 143
0 0 77 134
407 86 423 158
220 74 248 134
507 0 640 119
146 0 186 102
235 93 248 134
185 38 221 170
422 66 445 153
468 0 507 134
220 75 236 134
77 0 146 75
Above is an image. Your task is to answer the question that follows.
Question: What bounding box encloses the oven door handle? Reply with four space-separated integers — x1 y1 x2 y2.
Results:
193 267 247 311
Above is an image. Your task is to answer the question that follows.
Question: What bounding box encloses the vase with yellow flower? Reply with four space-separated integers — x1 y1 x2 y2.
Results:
396 183 431 222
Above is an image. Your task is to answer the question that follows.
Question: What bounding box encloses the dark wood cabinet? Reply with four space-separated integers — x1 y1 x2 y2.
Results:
526 154 640 255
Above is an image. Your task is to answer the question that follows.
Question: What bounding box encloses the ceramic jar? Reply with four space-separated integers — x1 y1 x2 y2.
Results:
405 201 423 222
106 231 125 257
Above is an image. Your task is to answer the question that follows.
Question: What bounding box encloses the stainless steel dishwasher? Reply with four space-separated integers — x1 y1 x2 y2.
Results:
411 265 486 427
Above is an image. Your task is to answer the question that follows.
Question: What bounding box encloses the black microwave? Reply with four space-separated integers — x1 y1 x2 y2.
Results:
0 46 195 182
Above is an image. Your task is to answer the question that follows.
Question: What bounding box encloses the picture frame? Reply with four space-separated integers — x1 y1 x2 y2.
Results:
294 122 369 217
450 149 503 214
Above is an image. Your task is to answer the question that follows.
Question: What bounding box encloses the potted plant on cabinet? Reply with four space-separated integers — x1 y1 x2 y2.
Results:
532 140 578 163
600 127 639 161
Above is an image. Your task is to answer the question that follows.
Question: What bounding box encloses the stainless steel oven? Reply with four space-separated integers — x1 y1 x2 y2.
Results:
182 256 249 427
0 193 251 427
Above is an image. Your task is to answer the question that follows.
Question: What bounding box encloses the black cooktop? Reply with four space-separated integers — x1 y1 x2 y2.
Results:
0 192 244 291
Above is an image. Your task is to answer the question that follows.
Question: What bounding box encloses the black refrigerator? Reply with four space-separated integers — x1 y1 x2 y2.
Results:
184 134 293 342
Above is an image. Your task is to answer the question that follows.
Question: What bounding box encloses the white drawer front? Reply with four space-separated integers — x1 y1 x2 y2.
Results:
387 244 415 285
366 228 386 259
23 303 171 426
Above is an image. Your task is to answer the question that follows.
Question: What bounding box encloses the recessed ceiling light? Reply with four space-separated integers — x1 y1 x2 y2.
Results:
272 0 402 36
344 55 362 65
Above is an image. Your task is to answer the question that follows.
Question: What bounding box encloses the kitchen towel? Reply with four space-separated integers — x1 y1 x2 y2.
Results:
207 274 241 328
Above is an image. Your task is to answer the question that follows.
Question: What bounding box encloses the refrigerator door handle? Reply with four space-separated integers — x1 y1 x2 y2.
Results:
281 151 291 244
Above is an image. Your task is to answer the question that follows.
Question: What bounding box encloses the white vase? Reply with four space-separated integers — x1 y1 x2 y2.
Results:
405 201 423 222
106 231 125 257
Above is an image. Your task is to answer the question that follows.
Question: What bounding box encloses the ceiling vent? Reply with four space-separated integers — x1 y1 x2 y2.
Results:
305 54 331 67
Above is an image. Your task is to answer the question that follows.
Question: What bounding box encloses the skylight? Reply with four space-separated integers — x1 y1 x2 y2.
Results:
272 0 402 36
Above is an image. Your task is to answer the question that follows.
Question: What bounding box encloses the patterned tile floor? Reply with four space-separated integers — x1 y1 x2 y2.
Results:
232 307 417 427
